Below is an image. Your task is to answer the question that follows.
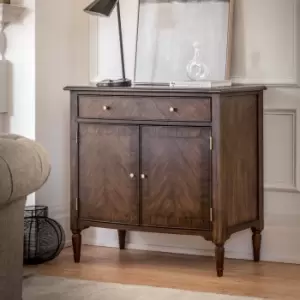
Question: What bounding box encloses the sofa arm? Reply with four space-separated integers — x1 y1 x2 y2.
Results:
0 134 51 207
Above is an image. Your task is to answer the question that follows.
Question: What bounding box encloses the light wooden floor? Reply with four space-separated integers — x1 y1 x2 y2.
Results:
35 245 300 300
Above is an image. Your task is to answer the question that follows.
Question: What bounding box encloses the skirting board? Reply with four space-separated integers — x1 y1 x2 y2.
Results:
82 238 300 265
0 60 8 113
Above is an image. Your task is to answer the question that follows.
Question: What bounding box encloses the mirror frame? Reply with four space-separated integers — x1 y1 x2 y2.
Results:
133 0 235 85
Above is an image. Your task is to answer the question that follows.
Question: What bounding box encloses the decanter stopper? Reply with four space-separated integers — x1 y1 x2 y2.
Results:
186 42 209 81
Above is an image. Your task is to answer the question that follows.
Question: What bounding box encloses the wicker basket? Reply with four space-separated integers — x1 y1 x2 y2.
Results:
23 205 65 265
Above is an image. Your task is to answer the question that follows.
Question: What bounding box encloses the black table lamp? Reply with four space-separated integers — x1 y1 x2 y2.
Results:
84 0 131 87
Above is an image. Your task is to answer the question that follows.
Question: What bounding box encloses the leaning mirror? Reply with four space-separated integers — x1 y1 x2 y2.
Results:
134 0 234 86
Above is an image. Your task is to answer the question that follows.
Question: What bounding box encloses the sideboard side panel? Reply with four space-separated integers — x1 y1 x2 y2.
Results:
212 94 228 245
70 92 79 232
257 90 264 231
220 93 259 227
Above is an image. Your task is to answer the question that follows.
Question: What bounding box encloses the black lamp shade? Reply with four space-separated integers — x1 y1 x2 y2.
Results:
83 0 131 87
84 0 119 17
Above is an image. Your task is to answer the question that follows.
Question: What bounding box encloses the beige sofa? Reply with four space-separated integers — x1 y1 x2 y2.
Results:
0 134 51 300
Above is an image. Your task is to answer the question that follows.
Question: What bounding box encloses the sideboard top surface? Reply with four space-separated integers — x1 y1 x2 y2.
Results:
64 84 266 95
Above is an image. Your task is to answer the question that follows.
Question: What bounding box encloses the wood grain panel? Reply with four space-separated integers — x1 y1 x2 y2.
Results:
220 95 258 227
141 126 211 230
70 92 79 232
211 94 226 245
78 124 138 224
78 96 211 122
257 91 264 231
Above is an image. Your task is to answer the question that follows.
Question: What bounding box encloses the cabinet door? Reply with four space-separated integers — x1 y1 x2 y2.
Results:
141 126 211 230
78 124 138 225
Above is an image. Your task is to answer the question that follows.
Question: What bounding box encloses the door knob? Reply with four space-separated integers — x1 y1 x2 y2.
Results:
140 174 146 179
129 173 135 179
169 107 177 112
103 105 110 111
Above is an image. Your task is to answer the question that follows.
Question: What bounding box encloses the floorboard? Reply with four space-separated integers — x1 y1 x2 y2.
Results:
34 245 300 300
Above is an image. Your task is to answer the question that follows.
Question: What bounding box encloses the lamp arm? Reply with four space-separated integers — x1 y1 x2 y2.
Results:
117 1 126 80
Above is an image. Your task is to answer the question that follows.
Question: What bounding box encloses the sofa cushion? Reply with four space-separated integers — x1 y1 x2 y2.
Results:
0 134 51 208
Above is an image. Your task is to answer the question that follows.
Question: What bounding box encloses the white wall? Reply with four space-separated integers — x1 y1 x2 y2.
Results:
0 115 3 132
82 0 300 264
3 0 300 264
3 0 35 138
1 0 90 210
35 0 90 241
2 0 36 205
1 0 90 219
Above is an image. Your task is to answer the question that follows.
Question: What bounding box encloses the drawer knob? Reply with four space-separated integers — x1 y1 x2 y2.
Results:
129 173 135 179
140 174 146 179
169 107 177 112
103 105 110 111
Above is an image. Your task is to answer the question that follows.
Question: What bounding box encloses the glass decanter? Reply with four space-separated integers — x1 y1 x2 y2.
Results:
186 42 209 81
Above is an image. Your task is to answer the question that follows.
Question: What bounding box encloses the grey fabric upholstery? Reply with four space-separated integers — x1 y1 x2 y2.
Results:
0 134 51 300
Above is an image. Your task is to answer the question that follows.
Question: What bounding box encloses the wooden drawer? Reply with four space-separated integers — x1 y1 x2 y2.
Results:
78 96 211 122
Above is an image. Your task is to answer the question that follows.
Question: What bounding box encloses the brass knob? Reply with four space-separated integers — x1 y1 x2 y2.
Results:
129 173 135 179
103 105 110 111
140 174 146 179
169 107 176 112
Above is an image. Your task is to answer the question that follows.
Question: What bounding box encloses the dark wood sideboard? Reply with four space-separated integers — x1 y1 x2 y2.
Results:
64 84 265 277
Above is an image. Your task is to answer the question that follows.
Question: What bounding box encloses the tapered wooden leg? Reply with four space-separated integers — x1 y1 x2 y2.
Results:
72 231 82 263
251 227 262 262
215 244 225 277
118 230 126 250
